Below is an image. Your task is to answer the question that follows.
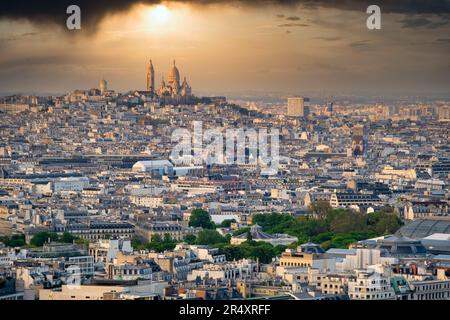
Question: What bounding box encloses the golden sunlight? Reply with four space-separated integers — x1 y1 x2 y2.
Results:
146 4 171 27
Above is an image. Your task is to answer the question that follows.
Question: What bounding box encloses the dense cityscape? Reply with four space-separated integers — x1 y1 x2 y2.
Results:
0 59 449 300
0 1 450 308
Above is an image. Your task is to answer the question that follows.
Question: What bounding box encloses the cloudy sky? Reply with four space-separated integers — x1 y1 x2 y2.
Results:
0 0 449 97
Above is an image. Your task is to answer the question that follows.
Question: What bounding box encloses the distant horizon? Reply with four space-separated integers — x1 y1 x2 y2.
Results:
1 89 449 103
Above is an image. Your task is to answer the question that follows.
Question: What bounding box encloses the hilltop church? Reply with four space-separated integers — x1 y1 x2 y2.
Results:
146 59 192 104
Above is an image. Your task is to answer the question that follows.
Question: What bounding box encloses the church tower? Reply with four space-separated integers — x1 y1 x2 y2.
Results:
181 77 191 97
146 59 155 93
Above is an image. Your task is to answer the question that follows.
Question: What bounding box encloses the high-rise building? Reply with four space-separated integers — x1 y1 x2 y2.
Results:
352 125 367 157
326 102 333 115
327 102 333 111
99 79 107 95
287 96 309 117
146 59 155 93
438 105 450 121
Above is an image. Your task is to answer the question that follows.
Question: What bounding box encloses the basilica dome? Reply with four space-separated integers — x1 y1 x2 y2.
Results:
167 60 180 87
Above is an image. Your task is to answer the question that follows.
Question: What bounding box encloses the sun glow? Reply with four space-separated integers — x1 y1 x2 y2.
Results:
148 4 171 25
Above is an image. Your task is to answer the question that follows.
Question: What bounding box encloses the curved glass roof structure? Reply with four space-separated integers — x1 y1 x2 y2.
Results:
397 217 450 239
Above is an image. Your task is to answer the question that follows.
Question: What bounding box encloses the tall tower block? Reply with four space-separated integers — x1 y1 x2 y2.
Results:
287 96 310 117
352 125 367 157
100 78 107 95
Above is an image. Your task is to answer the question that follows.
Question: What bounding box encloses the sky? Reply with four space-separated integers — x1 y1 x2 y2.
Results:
0 0 449 97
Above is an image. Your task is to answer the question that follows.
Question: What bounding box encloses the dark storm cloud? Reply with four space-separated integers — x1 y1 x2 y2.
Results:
286 16 300 21
0 0 449 32
0 0 144 32
398 16 450 29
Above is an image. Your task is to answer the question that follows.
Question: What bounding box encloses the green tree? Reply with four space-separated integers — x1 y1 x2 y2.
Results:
249 208 402 251
312 231 334 244
328 209 366 233
30 232 58 247
189 209 214 229
145 233 177 252
246 230 253 242
239 241 282 264
295 216 328 237
59 232 77 243
195 230 228 245
0 234 26 247
307 200 332 220
151 234 162 242
131 238 145 250
252 213 296 234
184 234 197 245
367 210 403 235
232 227 250 236
219 219 236 228
163 233 173 242
217 244 244 261
328 234 359 249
